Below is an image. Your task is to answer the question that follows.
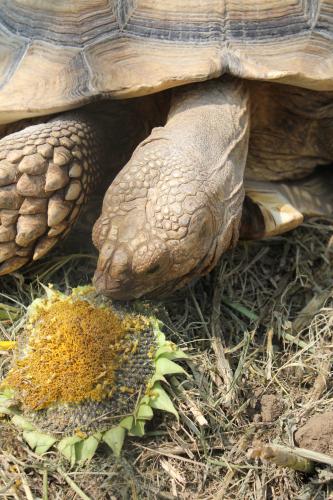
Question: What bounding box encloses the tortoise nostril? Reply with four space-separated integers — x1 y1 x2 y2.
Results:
132 241 169 276
146 264 160 274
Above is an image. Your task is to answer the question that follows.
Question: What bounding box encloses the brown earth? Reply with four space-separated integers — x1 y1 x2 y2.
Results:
295 411 333 456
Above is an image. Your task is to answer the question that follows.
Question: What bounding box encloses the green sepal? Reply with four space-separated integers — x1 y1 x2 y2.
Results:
149 373 168 385
102 426 126 457
57 436 83 466
129 419 146 437
119 415 134 431
149 383 178 419
0 406 11 415
11 414 35 431
151 318 164 337
161 349 189 360
23 430 57 455
154 343 175 359
75 433 102 462
155 357 187 376
0 390 19 416
136 404 153 420
0 388 15 399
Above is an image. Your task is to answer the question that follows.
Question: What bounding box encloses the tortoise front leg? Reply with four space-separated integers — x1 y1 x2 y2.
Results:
0 113 105 275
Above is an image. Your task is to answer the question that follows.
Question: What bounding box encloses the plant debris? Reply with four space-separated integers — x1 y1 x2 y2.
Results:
0 217 333 498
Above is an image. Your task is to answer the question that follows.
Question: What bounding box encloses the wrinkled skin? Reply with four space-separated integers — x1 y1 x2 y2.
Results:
93 78 250 298
1 78 333 297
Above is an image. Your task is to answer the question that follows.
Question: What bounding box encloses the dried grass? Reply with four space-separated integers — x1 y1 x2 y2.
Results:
1 218 333 499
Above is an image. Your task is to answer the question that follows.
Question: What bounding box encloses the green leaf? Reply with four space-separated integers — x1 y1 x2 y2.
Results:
136 404 153 420
23 430 57 454
102 426 126 457
119 416 134 431
149 383 178 419
75 433 102 462
155 357 187 376
129 419 146 437
12 414 35 431
221 297 259 321
57 436 82 465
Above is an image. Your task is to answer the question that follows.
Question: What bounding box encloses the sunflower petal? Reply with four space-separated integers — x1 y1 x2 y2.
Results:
129 419 146 437
155 357 187 376
150 383 178 419
57 436 82 465
75 433 102 462
103 426 126 457
136 404 154 420
23 430 57 454
12 414 35 431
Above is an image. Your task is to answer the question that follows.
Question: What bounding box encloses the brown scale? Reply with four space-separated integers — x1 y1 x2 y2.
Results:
0 113 103 275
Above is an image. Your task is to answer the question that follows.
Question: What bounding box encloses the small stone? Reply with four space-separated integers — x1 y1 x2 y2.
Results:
18 153 47 174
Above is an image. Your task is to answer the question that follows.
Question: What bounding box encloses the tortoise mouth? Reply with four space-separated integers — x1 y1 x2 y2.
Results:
93 243 218 300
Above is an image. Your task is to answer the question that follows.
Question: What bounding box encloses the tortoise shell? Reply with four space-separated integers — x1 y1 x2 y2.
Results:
0 0 333 123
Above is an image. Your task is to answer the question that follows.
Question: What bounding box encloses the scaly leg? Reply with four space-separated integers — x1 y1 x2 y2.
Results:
0 98 158 276
0 112 104 275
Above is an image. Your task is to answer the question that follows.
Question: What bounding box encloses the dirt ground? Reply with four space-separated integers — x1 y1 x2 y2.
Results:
0 217 333 499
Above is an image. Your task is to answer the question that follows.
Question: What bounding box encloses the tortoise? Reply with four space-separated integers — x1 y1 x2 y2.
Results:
0 1 333 299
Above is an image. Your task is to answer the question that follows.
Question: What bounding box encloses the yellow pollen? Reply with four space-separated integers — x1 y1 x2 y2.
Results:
2 297 148 411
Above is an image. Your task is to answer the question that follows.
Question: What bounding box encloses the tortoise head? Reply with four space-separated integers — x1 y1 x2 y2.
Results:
92 78 248 299
92 195 222 300
92 143 244 300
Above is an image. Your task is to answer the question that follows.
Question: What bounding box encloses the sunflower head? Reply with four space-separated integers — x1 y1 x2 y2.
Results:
0 286 187 463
